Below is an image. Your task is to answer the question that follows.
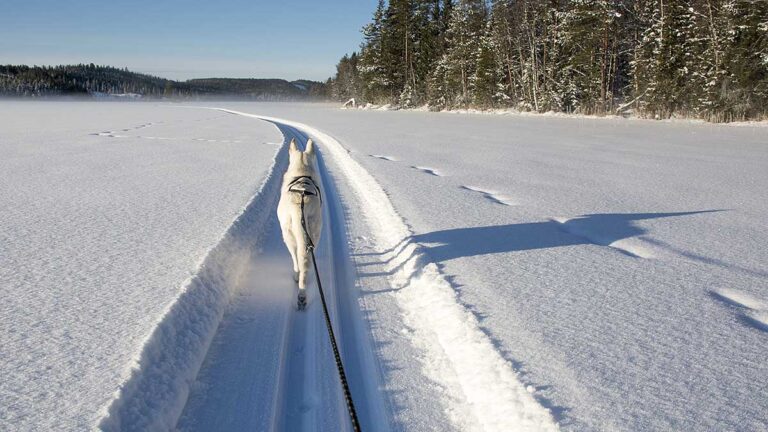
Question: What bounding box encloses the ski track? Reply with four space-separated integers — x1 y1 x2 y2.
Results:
96 107 559 431
211 109 559 431
205 112 392 432
176 123 359 432
98 111 388 431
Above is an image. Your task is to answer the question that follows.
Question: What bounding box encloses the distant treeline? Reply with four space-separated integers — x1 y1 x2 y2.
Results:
0 64 328 100
329 0 768 122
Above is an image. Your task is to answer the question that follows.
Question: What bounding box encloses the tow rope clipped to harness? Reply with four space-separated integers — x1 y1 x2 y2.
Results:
291 175 361 432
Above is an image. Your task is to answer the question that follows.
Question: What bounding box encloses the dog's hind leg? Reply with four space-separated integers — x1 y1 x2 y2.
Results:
280 223 300 283
290 246 299 284
293 218 310 309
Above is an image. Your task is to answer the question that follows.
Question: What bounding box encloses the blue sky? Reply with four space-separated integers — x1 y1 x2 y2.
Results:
0 0 377 81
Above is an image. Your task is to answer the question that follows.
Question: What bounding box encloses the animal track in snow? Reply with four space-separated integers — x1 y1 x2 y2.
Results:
138 136 175 141
460 185 515 206
191 138 243 143
369 154 398 161
92 132 242 143
91 122 157 138
710 288 768 332
91 132 128 138
121 123 154 131
551 216 655 259
411 166 444 177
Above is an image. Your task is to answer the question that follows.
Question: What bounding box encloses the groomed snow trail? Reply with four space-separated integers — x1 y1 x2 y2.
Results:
176 120 388 432
213 109 559 431
97 107 558 431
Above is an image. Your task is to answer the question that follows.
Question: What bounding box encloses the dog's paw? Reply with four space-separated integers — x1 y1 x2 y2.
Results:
297 292 307 310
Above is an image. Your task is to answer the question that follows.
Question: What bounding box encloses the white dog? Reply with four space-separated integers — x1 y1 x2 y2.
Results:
277 138 323 309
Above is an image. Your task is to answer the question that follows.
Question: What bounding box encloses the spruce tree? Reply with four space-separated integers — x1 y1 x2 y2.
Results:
359 0 389 103
561 0 628 114
721 0 768 120
436 0 487 107
472 20 504 108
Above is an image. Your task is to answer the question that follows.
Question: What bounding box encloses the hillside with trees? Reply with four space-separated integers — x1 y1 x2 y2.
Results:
329 0 768 122
0 64 328 100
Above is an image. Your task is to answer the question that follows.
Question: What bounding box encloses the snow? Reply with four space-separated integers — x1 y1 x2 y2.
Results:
0 102 282 431
2 101 767 431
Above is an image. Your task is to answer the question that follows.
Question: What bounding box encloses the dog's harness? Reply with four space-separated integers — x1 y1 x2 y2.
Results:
287 175 322 204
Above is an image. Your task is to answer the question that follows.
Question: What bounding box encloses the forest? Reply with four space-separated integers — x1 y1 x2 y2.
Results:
0 64 327 100
329 0 768 122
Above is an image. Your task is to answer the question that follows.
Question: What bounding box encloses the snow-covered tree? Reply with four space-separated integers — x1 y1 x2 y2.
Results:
432 0 486 107
333 0 766 121
358 0 390 103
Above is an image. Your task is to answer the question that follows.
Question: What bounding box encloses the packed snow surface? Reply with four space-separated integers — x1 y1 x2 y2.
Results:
1 101 766 431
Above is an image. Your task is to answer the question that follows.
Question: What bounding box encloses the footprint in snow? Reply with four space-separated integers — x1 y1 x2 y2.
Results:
192 138 242 143
460 185 515 206
91 132 128 138
141 136 175 141
370 154 397 161
91 122 156 138
710 288 768 332
411 166 444 177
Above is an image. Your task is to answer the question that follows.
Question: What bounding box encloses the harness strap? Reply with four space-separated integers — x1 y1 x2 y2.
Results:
287 175 322 203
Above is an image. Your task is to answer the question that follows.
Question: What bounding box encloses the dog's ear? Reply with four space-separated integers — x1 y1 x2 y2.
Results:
289 138 298 153
305 139 315 156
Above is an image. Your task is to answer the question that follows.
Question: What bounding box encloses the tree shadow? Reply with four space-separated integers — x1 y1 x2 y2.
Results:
412 210 724 263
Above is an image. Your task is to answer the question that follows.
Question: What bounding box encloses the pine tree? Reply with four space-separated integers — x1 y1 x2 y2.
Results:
331 53 362 100
379 0 417 103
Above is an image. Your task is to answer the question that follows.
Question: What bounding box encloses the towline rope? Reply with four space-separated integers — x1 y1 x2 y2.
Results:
296 185 362 432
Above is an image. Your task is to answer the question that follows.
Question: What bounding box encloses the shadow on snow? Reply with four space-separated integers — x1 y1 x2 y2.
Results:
412 210 724 262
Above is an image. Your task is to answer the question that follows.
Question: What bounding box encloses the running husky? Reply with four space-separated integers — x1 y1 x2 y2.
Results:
277 138 323 309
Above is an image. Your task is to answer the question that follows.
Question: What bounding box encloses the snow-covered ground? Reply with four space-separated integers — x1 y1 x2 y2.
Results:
1 101 766 431
0 102 282 430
